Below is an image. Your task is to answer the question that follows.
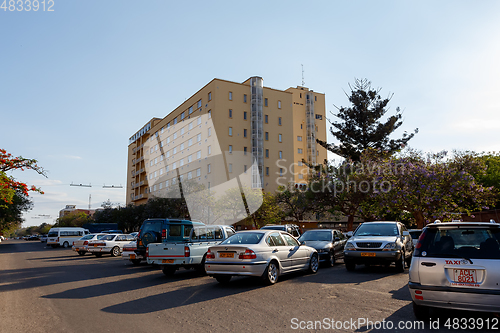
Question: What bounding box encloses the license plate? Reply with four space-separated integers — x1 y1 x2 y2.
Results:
130 254 136 259
94 244 97 247
454 269 477 283
75 248 79 251
219 253 234 258
360 252 376 257
162 259 174 263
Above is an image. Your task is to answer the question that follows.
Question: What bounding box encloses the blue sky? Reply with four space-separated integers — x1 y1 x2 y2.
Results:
1 0 500 227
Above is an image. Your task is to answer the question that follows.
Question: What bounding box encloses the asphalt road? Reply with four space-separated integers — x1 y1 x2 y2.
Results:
1 240 498 333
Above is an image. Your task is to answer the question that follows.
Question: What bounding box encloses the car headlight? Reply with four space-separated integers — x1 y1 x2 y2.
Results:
344 242 355 250
383 242 400 250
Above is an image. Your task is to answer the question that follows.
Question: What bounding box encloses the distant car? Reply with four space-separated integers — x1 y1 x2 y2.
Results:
205 230 319 285
87 234 136 257
40 234 48 243
408 229 422 247
343 221 414 272
72 234 106 255
130 232 138 238
27 235 40 241
260 224 302 239
409 220 500 319
122 241 143 265
298 229 347 266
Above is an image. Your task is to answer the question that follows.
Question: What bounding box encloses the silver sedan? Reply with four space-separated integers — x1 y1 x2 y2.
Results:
205 230 319 285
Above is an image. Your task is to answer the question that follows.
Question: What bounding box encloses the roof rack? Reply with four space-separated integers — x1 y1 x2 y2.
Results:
491 219 497 223
433 220 441 224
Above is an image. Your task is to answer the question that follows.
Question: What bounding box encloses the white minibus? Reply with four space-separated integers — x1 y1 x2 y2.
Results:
47 227 90 248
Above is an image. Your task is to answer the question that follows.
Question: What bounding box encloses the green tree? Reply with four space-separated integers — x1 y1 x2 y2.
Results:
316 79 418 162
55 211 92 227
0 190 33 234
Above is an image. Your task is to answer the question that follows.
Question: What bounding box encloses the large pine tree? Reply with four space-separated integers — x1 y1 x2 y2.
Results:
317 79 418 162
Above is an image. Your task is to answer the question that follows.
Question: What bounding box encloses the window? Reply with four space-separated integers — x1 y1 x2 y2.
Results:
180 143 184 151
208 164 211 173
244 94 247 103
298 148 303 154
173 118 178 125
229 145 232 154
244 165 247 173
278 117 282 126
180 128 184 135
244 147 247 155
166 150 170 158
229 92 232 100
196 168 201 177
278 100 282 109
265 132 269 141
244 111 247 120
243 129 247 138
279 168 283 176
298 161 303 166
297 136 302 141
197 150 201 159
173 147 177 154
229 109 232 118
197 100 202 108
173 162 177 169
266 167 269 176
265 149 269 158
208 92 212 101
197 133 201 142
228 163 232 173
264 98 268 107
298 174 304 179
278 134 282 142
197 117 202 125
188 138 193 146
265 115 268 124
315 114 322 120
208 110 211 118
167 137 170 144
165 180 169 187
188 155 192 163
279 151 282 159
208 127 212 137
181 112 185 120
180 159 184 167
189 122 193 130
167 122 171 129
189 106 193 114
173 132 177 140
229 127 232 136
208 146 211 155
187 171 192 180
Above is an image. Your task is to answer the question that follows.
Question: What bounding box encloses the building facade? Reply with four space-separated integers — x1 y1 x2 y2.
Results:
126 77 327 210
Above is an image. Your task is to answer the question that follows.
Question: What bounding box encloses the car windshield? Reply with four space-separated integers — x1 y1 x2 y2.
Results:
355 223 399 236
221 233 264 245
417 227 500 259
299 231 332 242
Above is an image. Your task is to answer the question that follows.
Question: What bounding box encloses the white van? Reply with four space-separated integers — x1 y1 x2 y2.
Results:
47 227 90 248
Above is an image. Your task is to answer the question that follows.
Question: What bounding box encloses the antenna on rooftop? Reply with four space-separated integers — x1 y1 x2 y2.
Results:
301 64 305 86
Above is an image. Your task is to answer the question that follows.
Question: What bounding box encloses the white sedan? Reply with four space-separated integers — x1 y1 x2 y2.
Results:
72 234 106 255
122 240 144 265
205 230 319 285
87 234 136 257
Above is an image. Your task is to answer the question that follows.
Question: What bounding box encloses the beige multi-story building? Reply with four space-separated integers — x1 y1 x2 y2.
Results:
126 77 327 209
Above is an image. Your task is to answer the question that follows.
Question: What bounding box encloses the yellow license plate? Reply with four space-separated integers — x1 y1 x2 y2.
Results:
130 254 136 259
162 259 174 263
75 248 79 251
219 253 234 258
94 244 97 247
360 252 376 257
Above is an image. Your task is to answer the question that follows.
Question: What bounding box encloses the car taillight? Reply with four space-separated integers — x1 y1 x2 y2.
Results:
146 247 149 257
415 229 427 249
206 249 215 259
184 246 190 257
84 241 88 245
56 237 59 243
162 229 166 239
72 241 75 246
239 249 257 259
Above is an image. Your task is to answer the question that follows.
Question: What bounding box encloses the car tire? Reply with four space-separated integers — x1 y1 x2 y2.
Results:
395 251 405 272
111 246 121 257
94 253 103 258
215 275 232 284
262 260 279 285
412 301 430 320
162 266 176 276
130 259 142 265
308 254 319 274
63 241 69 248
345 260 356 271
77 251 85 256
328 250 335 267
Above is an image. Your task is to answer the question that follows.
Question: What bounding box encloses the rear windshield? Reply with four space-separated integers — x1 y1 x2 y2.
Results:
354 223 399 236
48 231 58 237
80 234 94 240
221 233 264 245
416 227 500 259
299 231 332 242
140 221 163 234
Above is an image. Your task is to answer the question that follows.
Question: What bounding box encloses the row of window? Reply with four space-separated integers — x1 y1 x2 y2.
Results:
227 92 282 109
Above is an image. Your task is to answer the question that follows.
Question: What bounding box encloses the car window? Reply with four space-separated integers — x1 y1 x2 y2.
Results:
169 225 182 237
126 235 135 241
221 233 264 244
96 234 107 240
184 225 193 238
269 232 286 246
226 228 235 237
214 227 223 239
417 227 500 259
266 236 276 247
80 234 94 240
102 235 115 241
116 235 125 241
290 227 300 237
282 233 299 247
355 223 399 236
409 230 422 240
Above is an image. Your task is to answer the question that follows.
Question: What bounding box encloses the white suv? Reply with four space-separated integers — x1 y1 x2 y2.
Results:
409 220 500 319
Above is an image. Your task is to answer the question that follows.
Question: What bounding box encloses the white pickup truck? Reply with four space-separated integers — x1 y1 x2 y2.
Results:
147 225 235 276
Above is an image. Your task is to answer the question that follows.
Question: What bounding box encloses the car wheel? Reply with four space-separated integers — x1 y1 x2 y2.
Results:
328 250 335 267
412 301 430 320
77 251 85 256
130 259 142 265
63 241 69 248
308 254 319 273
94 253 103 258
162 266 176 276
345 260 356 271
395 251 405 272
262 260 279 285
111 246 121 257
215 275 232 284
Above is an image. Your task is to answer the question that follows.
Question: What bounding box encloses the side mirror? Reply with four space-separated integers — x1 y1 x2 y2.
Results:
403 231 410 236
347 231 353 238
